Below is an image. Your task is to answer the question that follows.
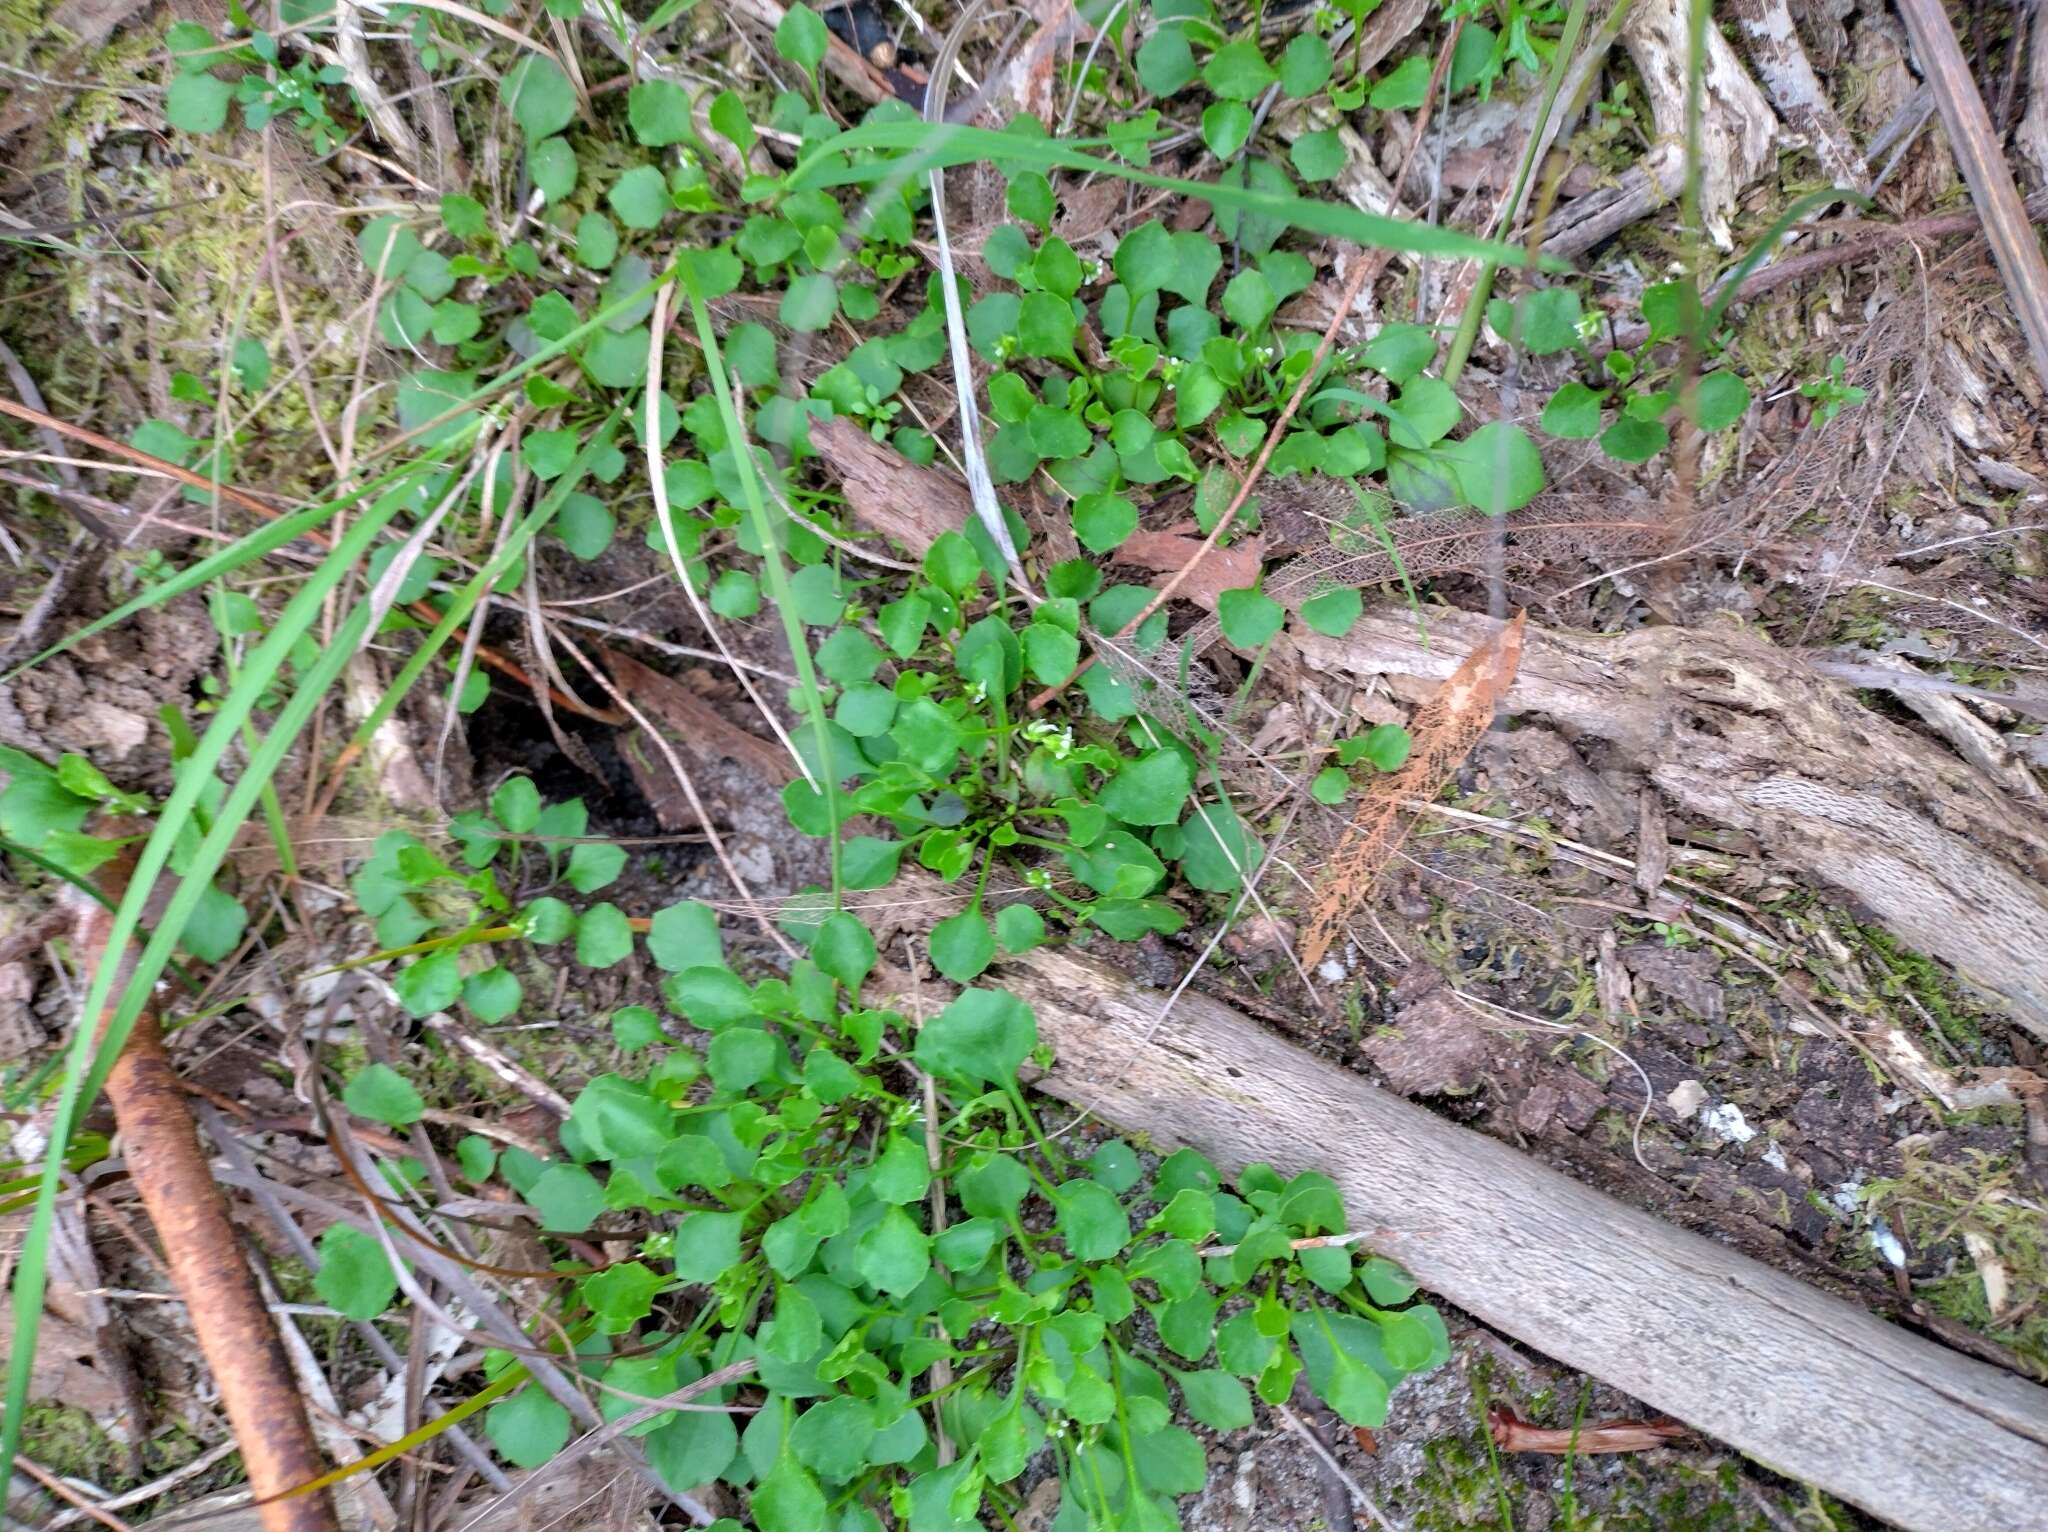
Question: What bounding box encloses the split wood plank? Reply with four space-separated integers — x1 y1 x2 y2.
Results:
1895 0 2048 387
1000 947 2048 1532
1291 609 2048 1043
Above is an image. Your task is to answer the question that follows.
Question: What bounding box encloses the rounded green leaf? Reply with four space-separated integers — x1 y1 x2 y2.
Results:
1136 27 1195 96
928 908 995 982
1072 490 1137 553
487 1387 570 1468
463 965 523 1023
492 776 540 832
1289 128 1347 183
1204 39 1277 100
1540 380 1604 439
648 900 721 971
1300 586 1362 637
856 1206 931 1296
994 902 1045 954
528 1163 604 1232
575 212 618 269
1200 100 1254 160
609 165 671 230
627 78 694 147
1100 748 1192 827
664 965 754 1028
1694 370 1751 432
502 56 575 142
166 70 232 134
812 911 876 988
575 902 633 967
775 4 828 70
1601 413 1668 463
343 1062 425 1127
314 1224 396 1321
1442 421 1545 515
567 841 626 893
914 987 1038 1088
1217 587 1284 649
709 1028 778 1092
780 272 838 331
1279 32 1333 96
868 1132 932 1205
1055 1179 1130 1261
529 137 576 201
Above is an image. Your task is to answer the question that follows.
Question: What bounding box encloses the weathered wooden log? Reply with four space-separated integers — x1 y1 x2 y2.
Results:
1001 946 2048 1532
1291 609 2048 1041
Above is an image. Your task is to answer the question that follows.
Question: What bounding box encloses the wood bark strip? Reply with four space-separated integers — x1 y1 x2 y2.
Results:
1895 0 2048 387
71 846 339 1532
999 945 2048 1532
1729 0 1868 189
1292 610 2048 1040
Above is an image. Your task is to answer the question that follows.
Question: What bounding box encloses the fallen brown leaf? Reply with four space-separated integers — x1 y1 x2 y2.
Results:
1114 526 1266 614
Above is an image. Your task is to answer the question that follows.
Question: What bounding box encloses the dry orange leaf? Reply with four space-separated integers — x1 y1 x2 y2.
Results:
1299 610 1526 971
1115 526 1266 615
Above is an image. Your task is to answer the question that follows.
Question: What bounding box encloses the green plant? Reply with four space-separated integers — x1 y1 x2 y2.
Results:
6 1 1578 1502
1523 280 1754 463
322 863 1450 1527
164 20 349 148
1800 355 1868 424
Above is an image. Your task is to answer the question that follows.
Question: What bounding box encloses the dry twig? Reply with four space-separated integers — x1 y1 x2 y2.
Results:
70 836 339 1532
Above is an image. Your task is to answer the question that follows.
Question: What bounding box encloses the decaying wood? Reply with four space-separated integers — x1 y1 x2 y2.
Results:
810 414 969 558
605 647 790 788
999 945 2048 1532
1729 0 1869 189
2021 0 2048 184
1895 0 2048 387
1619 0 1780 244
1292 609 2048 1039
1299 612 1525 971
70 844 338 1532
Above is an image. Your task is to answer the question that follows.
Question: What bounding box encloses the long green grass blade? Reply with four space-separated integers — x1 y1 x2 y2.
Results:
1 496 356 682
1701 186 1872 338
678 275 842 904
788 121 1561 269
0 467 439 1487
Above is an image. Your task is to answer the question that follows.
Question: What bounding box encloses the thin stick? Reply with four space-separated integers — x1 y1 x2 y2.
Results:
645 281 814 784
1273 1403 1408 1532
71 839 339 1532
1895 0 2048 385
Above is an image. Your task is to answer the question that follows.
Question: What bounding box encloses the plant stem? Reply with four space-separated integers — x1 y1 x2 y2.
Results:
1443 0 1594 383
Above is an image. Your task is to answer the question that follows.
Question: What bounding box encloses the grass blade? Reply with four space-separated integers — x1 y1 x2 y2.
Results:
788 120 1563 269
0 467 439 1488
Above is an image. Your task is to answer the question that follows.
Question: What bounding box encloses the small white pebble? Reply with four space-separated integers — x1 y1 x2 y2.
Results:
1666 1079 1708 1117
1316 958 1347 984
1869 1216 1907 1268
1700 1102 1757 1144
1761 1141 1788 1172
